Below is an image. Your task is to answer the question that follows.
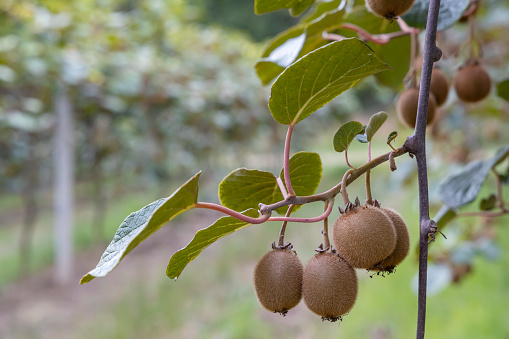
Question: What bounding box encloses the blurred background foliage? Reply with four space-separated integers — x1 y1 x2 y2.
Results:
1 0 509 338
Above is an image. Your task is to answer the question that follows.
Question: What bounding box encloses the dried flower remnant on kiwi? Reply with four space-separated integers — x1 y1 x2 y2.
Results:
253 246 303 315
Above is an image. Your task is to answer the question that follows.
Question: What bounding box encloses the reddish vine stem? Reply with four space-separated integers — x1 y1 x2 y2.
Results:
341 169 355 205
404 0 442 338
284 123 297 196
365 142 373 205
278 205 295 247
323 200 331 250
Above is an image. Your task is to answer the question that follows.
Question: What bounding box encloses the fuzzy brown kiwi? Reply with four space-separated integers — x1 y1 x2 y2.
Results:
302 252 358 321
454 62 491 103
372 208 410 272
430 68 449 106
253 248 303 315
396 87 437 128
365 0 415 19
332 205 397 269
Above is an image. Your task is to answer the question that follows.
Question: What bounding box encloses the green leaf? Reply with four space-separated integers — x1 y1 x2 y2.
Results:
438 145 509 209
333 121 364 152
336 9 410 89
269 38 390 125
301 0 344 22
167 209 259 279
480 194 497 211
366 111 387 142
219 169 283 212
80 172 201 284
255 0 300 14
497 79 509 102
256 9 345 85
402 0 470 31
279 151 322 212
387 131 398 144
289 0 315 16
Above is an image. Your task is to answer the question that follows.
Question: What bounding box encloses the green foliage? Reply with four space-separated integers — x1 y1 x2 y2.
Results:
269 38 390 125
402 0 470 31
333 121 364 152
497 79 509 102
365 111 387 142
80 172 201 284
335 8 411 89
255 0 308 15
480 194 497 211
256 8 345 85
438 146 509 209
279 151 322 212
166 209 259 279
219 169 284 213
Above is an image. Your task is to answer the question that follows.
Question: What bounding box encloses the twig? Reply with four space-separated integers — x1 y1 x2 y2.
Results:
278 205 295 247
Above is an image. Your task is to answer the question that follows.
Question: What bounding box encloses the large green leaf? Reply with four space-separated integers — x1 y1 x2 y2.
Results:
269 38 390 125
438 146 509 209
256 9 345 85
301 0 344 22
255 0 300 14
366 111 387 142
289 0 315 16
80 172 201 284
336 8 410 89
279 151 322 212
497 79 509 102
333 121 364 152
167 209 259 279
402 0 470 31
219 169 283 212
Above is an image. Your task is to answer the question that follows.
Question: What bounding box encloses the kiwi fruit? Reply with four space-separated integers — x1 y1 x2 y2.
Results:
454 62 491 103
372 208 410 272
333 205 397 269
253 248 303 315
302 253 358 321
430 68 449 106
396 87 437 128
365 0 416 20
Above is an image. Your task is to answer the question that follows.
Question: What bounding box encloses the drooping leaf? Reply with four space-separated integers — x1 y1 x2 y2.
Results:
333 121 364 152
366 111 387 142
255 0 300 14
167 209 259 279
497 79 509 102
279 151 322 212
402 0 470 31
387 131 398 144
219 169 283 212
269 38 390 125
335 9 410 89
434 205 457 230
256 9 345 85
450 243 476 265
289 0 315 16
438 145 509 209
480 194 497 211
80 172 201 284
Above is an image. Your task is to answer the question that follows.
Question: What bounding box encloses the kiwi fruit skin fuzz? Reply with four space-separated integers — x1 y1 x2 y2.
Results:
373 208 410 271
333 205 397 269
430 68 449 106
365 0 416 19
396 87 437 128
454 63 491 103
302 253 358 321
253 248 303 315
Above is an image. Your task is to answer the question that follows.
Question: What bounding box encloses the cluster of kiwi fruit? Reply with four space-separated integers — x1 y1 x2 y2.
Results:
253 200 409 321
